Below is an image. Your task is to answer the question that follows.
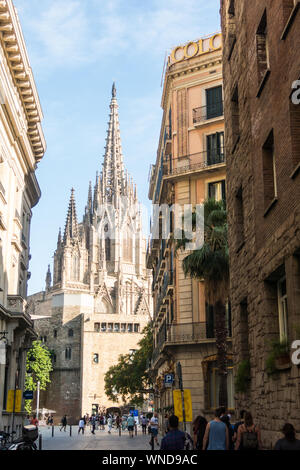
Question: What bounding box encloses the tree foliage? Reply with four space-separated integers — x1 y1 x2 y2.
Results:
24 340 53 413
104 324 153 406
176 198 229 407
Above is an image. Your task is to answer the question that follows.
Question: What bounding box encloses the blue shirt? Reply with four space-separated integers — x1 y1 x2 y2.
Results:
160 430 186 450
207 420 227 450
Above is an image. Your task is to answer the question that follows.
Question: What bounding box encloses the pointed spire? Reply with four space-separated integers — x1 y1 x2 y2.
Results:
101 83 126 204
112 82 116 98
64 188 79 243
57 227 62 247
45 264 52 291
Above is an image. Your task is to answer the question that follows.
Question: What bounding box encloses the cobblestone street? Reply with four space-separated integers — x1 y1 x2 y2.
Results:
38 426 162 451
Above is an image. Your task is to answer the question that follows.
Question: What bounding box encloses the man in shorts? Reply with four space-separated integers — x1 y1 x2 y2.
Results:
149 413 159 447
127 414 135 438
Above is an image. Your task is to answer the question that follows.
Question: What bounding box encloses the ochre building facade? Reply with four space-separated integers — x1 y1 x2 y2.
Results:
147 33 233 433
221 0 300 448
28 86 152 424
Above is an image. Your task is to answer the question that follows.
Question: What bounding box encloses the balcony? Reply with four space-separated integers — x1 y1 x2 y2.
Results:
164 148 225 179
193 101 224 125
163 126 172 155
150 321 215 369
7 295 27 315
167 322 215 344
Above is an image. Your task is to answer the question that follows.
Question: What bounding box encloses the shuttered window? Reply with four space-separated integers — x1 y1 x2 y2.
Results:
206 86 223 119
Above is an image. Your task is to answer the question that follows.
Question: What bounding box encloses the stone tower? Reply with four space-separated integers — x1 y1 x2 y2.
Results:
28 85 152 423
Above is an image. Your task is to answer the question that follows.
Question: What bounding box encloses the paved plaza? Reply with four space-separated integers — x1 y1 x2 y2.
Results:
38 426 162 451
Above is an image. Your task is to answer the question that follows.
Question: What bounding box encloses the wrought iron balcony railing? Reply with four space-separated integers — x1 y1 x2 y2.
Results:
193 101 224 124
163 149 225 178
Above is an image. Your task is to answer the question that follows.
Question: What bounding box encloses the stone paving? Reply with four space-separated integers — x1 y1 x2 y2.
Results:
38 426 162 451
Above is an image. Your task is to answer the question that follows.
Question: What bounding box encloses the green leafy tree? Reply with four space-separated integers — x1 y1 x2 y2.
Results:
104 324 153 406
176 198 229 407
24 340 53 414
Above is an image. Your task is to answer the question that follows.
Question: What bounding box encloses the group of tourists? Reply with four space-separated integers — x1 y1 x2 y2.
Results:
156 408 300 451
192 408 300 451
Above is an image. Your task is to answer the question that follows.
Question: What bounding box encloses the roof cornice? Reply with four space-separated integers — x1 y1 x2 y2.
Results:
0 0 46 163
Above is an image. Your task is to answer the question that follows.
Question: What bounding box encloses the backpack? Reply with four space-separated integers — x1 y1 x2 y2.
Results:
242 426 258 450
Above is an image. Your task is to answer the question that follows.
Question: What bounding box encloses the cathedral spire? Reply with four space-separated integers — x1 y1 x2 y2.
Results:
45 264 52 291
57 227 62 247
101 83 125 203
63 188 79 243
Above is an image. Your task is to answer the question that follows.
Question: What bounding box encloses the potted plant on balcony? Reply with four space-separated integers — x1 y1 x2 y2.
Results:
176 198 229 408
266 338 291 375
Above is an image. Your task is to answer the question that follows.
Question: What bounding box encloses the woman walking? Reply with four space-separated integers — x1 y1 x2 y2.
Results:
235 412 262 451
193 415 208 450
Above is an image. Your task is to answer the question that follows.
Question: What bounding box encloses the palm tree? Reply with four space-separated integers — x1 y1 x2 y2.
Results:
176 198 229 408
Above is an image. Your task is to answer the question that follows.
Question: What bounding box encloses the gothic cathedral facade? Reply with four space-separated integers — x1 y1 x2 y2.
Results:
27 85 152 423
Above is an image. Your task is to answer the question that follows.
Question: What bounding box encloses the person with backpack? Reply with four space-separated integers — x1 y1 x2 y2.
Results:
193 415 208 450
235 412 262 451
202 407 229 450
60 415 67 432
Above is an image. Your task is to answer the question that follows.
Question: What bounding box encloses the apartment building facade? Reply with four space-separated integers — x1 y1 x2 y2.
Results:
221 0 300 447
147 33 233 431
0 1 46 434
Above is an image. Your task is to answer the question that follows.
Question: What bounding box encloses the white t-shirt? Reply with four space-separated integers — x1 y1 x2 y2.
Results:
150 417 158 429
79 419 85 428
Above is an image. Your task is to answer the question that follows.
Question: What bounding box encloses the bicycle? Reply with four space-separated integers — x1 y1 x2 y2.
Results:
0 431 16 450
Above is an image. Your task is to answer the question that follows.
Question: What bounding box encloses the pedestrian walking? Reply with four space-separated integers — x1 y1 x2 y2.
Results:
116 415 120 430
127 414 135 438
78 417 85 435
274 423 300 450
163 414 169 435
160 415 186 450
235 412 262 451
193 415 207 450
60 415 67 432
30 414 39 427
202 407 229 450
141 415 148 435
221 414 234 450
233 410 246 444
149 413 160 447
91 416 96 434
107 416 113 434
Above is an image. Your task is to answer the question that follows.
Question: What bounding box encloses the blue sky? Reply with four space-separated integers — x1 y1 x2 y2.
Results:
13 0 221 294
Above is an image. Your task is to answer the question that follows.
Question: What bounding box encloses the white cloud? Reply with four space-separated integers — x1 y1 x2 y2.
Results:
14 0 220 71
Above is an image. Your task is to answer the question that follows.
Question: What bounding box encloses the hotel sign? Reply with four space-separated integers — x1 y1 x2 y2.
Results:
169 33 222 65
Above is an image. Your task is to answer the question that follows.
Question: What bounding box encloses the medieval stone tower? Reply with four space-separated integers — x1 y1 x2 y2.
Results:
28 85 152 423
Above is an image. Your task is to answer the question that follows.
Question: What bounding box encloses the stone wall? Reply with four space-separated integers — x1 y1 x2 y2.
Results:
221 0 300 448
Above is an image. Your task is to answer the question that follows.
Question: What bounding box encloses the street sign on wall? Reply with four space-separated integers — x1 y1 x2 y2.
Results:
173 389 193 422
164 374 174 388
23 390 34 400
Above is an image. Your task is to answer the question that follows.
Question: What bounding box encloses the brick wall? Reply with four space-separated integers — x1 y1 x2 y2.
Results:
221 0 300 448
